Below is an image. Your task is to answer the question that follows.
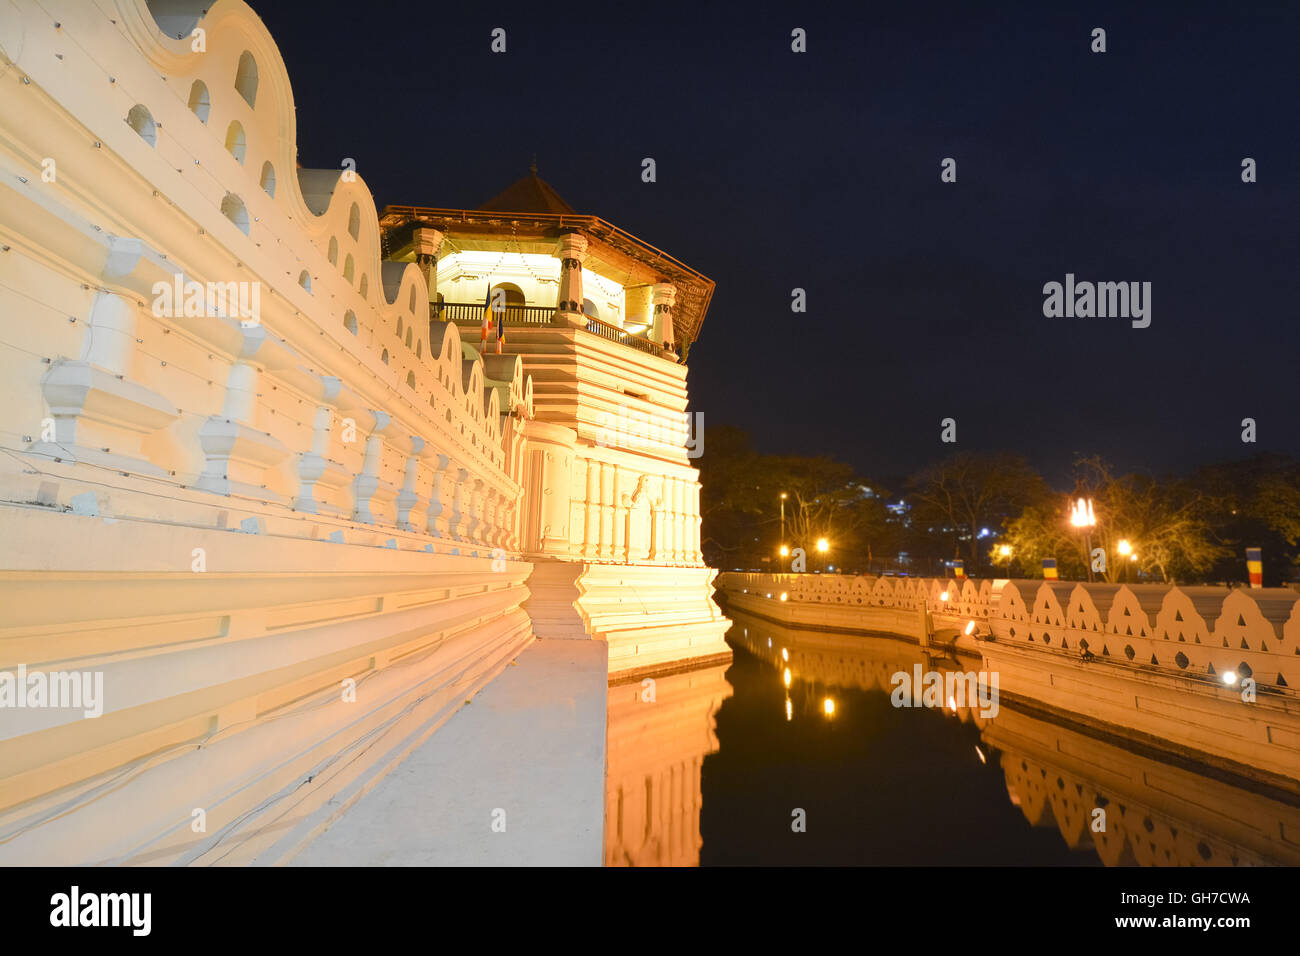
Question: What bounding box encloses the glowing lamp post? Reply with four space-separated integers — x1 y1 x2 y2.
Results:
1069 497 1097 581
816 537 829 572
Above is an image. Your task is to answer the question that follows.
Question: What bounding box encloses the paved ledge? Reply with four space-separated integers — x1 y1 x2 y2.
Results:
291 640 608 867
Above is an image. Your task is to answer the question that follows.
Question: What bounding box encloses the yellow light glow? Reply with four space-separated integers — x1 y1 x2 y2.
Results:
780 492 787 500
975 745 986 764
779 544 789 557
781 648 788 661
785 698 792 721
779 592 788 602
823 698 835 716
999 545 1012 558
1117 538 1132 556
1223 670 1238 686
1069 497 1097 529
964 620 976 636
783 668 792 687
816 537 829 553
947 695 957 712
940 590 950 602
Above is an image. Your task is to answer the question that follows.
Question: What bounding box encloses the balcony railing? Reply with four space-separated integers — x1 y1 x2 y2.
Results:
438 302 671 360
437 301 554 326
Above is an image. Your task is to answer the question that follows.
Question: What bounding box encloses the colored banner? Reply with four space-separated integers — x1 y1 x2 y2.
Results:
1042 557 1058 580
1247 547 1263 588
953 560 965 579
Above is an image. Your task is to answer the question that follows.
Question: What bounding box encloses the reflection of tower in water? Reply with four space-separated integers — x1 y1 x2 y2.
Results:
605 664 733 867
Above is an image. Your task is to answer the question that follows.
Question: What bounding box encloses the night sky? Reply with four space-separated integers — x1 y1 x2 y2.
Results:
257 0 1300 488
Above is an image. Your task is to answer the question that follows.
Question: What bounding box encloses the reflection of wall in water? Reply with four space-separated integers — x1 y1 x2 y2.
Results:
990 707 1300 866
727 608 1300 867
605 663 732 866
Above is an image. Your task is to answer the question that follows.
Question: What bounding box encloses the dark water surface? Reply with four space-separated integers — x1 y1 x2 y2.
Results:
605 608 1299 866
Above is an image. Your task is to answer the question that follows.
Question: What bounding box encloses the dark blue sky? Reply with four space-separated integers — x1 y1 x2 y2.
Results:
257 0 1299 487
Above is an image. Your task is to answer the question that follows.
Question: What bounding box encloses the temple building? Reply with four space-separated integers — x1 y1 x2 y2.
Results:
0 0 727 865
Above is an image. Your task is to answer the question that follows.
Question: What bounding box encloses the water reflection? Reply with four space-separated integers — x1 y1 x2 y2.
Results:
605 664 732 866
606 608 1300 866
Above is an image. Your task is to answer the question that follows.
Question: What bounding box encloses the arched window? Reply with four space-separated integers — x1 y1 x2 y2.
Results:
235 51 258 108
221 192 249 235
406 371 416 388
347 203 360 240
327 237 338 266
408 286 417 313
381 349 389 365
187 80 210 124
359 275 368 299
224 120 246 164
493 282 526 311
126 104 157 146
416 340 422 358
396 317 404 337
298 270 312 293
343 310 358 335
259 161 276 197
343 254 354 283
405 329 412 348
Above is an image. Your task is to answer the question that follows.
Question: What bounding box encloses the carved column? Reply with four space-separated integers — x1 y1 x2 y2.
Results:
353 410 394 525
599 461 615 561
414 226 445 327
448 464 469 542
612 465 627 563
552 231 588 329
396 436 427 531
651 282 677 351
426 452 450 538
583 458 600 561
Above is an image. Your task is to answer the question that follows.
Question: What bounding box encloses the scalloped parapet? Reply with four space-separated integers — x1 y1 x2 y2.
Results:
716 573 1300 692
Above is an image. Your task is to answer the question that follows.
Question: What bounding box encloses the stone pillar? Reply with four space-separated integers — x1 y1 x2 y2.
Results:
449 464 470 542
612 465 627 563
670 478 685 564
295 406 332 512
426 453 450 538
599 461 615 561
414 226 445 324
690 482 703 564
396 436 427 531
652 282 678 357
553 231 588 328
352 411 392 525
583 459 600 561
195 324 288 502
35 291 178 476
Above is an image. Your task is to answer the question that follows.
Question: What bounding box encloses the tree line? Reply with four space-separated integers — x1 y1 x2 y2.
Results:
697 425 1300 586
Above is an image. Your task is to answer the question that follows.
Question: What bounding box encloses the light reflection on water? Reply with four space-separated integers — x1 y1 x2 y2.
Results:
605 608 1300 866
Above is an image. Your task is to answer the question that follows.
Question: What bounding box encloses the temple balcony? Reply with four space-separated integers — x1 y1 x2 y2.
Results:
438 301 676 361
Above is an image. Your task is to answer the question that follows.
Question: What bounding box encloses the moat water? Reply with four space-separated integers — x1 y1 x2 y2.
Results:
604 607 1298 866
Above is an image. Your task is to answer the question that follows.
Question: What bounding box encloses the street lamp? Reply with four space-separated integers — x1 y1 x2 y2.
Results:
779 542 789 572
997 543 1012 576
779 492 787 552
816 536 829 571
1069 497 1097 581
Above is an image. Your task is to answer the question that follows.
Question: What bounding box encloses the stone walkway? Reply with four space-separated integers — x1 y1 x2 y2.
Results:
291 640 607 866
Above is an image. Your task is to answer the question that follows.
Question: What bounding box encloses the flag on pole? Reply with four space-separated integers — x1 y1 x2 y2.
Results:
1042 557 1058 580
480 286 492 350
953 559 965 579
496 305 505 354
1246 547 1263 588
